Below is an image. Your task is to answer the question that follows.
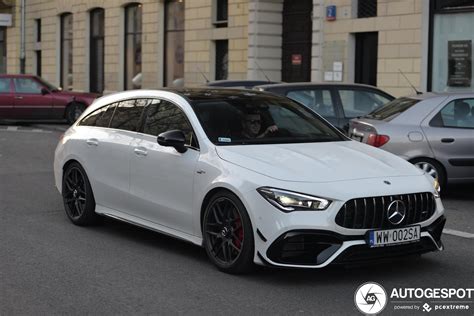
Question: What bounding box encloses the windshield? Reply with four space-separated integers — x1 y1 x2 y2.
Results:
191 94 345 145
35 76 59 91
365 97 419 120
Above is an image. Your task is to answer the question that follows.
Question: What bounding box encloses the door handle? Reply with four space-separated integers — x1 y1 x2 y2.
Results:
441 138 455 143
86 138 99 146
15 96 23 100
134 147 148 157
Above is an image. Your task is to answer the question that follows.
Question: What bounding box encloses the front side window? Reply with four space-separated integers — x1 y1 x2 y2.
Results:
434 98 474 129
60 13 73 90
191 94 344 145
109 99 149 131
14 78 43 94
365 97 419 121
286 89 336 117
0 78 11 93
339 89 392 118
143 99 195 146
124 3 142 90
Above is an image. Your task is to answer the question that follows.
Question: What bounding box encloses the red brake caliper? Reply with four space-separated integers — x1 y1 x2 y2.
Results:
234 218 243 249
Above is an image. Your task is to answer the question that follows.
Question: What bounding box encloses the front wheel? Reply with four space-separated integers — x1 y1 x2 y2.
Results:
202 191 255 274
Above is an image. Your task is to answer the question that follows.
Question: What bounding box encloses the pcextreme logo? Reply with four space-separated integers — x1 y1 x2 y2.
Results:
354 282 388 314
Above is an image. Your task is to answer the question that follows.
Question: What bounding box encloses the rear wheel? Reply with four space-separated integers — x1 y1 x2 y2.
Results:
62 162 100 225
65 102 85 124
411 158 446 190
202 191 254 274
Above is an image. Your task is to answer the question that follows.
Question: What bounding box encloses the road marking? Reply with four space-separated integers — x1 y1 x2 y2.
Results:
443 228 474 239
0 126 52 134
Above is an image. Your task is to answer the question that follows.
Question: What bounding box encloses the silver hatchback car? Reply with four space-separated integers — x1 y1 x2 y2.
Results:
349 93 474 189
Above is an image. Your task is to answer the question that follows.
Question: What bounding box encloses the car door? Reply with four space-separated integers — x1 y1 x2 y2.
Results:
336 88 393 131
0 78 14 119
284 87 339 127
422 97 474 181
78 99 147 213
129 98 199 234
12 77 53 119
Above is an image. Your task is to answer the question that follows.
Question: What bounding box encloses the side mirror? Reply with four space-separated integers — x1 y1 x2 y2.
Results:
41 88 50 95
157 130 188 153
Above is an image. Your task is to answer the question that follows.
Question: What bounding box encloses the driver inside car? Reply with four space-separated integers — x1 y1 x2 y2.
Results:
241 111 278 138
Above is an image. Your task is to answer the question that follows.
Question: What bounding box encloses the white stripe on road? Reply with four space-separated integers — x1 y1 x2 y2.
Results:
443 228 474 239
0 127 52 134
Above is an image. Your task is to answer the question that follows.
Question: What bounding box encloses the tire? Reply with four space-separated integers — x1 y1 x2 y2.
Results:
62 162 100 226
65 102 86 124
202 191 255 274
411 158 447 191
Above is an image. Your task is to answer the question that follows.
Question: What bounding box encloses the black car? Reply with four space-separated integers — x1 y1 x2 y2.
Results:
255 83 394 130
207 80 279 89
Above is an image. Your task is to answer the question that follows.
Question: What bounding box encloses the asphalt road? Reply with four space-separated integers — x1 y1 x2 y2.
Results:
1 123 473 315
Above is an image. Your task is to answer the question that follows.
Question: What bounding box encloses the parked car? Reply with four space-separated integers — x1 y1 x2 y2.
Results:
54 88 444 274
349 93 474 189
207 80 279 89
255 83 394 130
0 74 98 124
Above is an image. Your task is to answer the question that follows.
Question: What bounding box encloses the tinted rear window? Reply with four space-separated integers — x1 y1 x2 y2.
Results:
365 97 419 120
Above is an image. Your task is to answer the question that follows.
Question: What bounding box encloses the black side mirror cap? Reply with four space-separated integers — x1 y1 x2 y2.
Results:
41 88 50 95
157 130 188 153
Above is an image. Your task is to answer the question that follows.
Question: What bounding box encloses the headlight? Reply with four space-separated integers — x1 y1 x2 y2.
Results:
433 178 441 198
257 187 331 212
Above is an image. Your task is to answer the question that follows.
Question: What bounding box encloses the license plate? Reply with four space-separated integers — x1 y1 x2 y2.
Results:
368 225 420 248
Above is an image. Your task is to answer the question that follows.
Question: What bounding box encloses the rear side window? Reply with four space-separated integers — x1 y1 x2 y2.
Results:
431 98 474 129
95 103 117 127
109 99 149 131
339 89 392 118
286 89 336 117
143 99 196 147
0 78 11 93
366 97 419 120
80 103 116 127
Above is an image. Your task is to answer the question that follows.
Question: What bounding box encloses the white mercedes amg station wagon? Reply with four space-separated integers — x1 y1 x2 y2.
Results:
54 89 446 273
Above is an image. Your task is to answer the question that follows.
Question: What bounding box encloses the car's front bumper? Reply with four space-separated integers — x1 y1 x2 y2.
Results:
245 180 445 268
256 216 445 268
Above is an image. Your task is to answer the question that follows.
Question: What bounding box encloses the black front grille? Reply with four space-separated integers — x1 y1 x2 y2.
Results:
335 192 436 229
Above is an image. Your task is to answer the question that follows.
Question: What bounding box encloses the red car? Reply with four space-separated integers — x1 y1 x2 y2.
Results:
0 74 98 124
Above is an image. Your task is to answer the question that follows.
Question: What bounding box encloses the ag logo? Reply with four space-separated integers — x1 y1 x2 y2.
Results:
354 282 387 314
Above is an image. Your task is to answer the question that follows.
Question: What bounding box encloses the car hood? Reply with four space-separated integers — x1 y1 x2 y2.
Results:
215 141 423 182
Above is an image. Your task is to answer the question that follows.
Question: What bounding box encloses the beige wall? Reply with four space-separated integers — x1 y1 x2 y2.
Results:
323 0 424 97
184 0 248 86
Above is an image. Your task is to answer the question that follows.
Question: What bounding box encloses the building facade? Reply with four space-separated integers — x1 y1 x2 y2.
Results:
0 0 473 96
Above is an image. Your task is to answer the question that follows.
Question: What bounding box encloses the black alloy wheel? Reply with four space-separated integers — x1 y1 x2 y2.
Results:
62 162 99 225
203 191 254 274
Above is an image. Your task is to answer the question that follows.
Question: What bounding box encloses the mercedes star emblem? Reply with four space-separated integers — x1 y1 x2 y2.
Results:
387 200 406 225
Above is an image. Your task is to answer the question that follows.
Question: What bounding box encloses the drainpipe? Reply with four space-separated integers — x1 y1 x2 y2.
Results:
20 0 26 74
